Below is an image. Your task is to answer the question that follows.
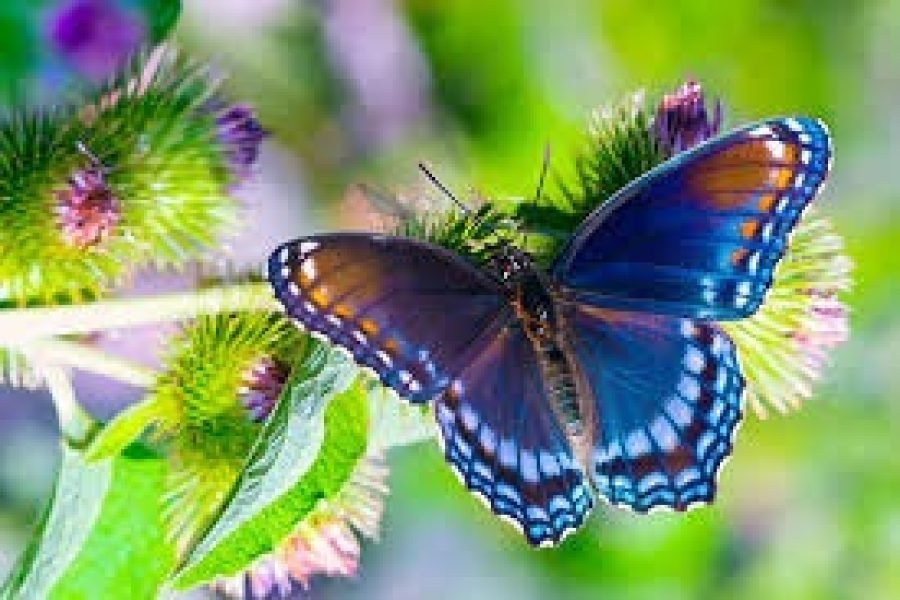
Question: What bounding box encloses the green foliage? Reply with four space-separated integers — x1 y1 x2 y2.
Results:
396 203 521 266
175 342 367 588
514 94 663 264
2 444 175 600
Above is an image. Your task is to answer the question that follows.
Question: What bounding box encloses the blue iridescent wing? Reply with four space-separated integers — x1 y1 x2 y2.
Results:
268 233 507 402
552 117 832 320
435 319 593 547
565 304 743 511
269 233 593 546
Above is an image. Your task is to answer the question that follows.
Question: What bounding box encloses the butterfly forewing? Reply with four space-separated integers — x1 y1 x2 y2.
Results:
564 305 743 512
269 233 507 402
552 117 832 320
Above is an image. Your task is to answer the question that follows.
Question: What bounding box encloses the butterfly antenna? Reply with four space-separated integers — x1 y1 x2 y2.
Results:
418 162 471 215
534 143 551 203
521 144 552 249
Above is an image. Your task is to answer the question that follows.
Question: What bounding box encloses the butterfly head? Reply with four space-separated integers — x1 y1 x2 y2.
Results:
485 243 535 285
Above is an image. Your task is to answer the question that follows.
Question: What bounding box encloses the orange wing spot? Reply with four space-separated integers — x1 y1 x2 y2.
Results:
780 142 798 163
359 318 378 337
334 304 353 319
740 220 760 240
773 168 793 188
383 338 400 354
730 248 749 265
309 287 329 307
757 193 776 211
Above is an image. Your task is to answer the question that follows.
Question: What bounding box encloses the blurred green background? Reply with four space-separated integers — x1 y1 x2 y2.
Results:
2 1 899 598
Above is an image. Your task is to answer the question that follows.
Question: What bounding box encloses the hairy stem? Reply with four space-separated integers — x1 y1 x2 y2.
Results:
0 283 277 344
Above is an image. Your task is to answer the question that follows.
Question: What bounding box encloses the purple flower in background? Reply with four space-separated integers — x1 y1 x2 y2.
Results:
654 79 722 156
46 0 146 81
216 104 269 183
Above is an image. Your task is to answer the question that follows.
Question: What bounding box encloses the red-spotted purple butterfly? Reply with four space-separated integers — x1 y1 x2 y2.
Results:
268 117 832 547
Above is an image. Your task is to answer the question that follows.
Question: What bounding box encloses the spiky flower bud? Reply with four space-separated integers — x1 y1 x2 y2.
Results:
653 79 722 156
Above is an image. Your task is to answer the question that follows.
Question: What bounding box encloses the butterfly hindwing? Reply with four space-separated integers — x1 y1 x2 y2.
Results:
552 117 832 320
435 319 594 547
268 233 507 402
565 304 743 512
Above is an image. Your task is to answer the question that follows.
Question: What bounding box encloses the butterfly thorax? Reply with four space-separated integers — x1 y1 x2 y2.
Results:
488 245 588 453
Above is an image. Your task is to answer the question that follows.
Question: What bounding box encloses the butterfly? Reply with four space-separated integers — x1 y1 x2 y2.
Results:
268 117 832 547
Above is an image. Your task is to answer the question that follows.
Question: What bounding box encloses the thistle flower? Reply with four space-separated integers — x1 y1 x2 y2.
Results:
213 454 389 598
0 49 246 304
149 310 306 546
54 166 121 248
722 212 852 417
215 104 269 184
239 356 289 422
46 0 146 81
653 79 722 156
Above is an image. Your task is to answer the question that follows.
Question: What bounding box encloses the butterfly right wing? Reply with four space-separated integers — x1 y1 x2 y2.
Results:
564 304 744 513
268 233 507 402
436 319 594 547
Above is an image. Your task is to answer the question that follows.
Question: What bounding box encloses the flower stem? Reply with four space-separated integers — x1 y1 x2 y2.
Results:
41 366 96 446
18 339 156 388
0 283 276 344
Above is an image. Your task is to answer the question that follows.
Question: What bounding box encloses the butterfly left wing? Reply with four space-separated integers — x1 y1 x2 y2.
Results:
552 117 832 320
436 318 594 547
564 304 743 512
269 233 508 402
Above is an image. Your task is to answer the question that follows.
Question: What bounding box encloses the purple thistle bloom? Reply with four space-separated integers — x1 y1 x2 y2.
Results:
215 104 269 184
239 356 288 422
654 79 722 156
55 168 121 248
46 0 146 81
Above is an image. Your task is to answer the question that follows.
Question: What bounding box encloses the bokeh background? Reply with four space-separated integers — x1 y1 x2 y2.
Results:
1 1 899 598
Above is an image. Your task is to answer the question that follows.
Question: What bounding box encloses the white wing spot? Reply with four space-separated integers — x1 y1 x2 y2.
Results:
520 451 539 483
625 429 652 458
299 241 319 255
301 259 317 281
684 347 705 374
747 125 772 138
785 118 803 132
375 350 393 368
765 140 786 159
499 438 517 469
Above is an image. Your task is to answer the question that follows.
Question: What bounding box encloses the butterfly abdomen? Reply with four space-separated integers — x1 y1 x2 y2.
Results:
511 274 588 458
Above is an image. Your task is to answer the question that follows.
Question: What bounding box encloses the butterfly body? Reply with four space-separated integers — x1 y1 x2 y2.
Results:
484 245 591 459
268 117 832 547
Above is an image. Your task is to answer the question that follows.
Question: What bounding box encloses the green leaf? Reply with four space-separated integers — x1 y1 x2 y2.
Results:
2 444 175 600
48 446 175 599
85 399 162 461
174 341 368 589
135 0 182 41
2 444 109 599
